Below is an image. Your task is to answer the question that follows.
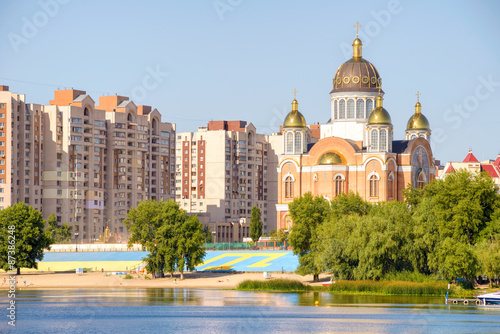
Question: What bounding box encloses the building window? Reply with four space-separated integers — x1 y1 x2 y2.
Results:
388 173 394 198
371 129 378 151
347 99 355 119
366 99 373 118
333 100 338 120
339 100 346 119
356 99 365 118
294 133 302 153
285 176 293 199
380 129 387 151
334 175 344 197
286 132 293 153
369 175 379 197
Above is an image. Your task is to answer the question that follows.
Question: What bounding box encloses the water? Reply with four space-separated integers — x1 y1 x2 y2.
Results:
2 289 500 333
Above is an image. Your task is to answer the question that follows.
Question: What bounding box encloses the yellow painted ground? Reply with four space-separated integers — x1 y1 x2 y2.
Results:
29 261 143 272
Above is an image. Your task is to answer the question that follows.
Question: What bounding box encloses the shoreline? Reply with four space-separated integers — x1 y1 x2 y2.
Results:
0 271 321 290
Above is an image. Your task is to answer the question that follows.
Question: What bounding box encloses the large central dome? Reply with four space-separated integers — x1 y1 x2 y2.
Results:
330 38 382 94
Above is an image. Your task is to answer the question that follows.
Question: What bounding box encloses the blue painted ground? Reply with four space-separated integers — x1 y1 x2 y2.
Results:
40 251 299 272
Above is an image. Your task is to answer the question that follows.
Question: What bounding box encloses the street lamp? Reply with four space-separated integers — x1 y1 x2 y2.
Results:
74 232 79 252
212 230 216 251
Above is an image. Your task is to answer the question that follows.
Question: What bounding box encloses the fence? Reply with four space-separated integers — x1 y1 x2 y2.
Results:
202 242 287 250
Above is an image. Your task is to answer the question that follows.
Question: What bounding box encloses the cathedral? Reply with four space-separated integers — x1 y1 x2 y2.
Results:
276 30 435 231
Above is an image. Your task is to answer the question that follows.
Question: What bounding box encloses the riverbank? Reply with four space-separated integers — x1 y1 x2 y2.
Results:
0 271 318 289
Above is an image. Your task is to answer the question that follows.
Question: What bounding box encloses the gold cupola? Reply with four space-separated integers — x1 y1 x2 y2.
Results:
406 101 430 131
367 94 392 125
283 97 306 128
318 152 343 165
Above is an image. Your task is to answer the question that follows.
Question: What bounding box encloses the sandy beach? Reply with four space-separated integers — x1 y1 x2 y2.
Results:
0 271 327 290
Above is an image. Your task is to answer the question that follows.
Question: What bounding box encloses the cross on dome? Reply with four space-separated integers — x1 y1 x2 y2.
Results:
354 21 361 38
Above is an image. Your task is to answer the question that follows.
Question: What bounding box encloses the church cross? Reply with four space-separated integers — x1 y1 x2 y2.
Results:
416 91 421 102
293 88 298 99
354 22 361 37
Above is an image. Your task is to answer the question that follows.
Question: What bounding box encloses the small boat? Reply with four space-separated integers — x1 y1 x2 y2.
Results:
477 291 500 305
322 277 335 286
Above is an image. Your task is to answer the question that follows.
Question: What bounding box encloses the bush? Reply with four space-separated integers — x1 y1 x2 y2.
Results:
382 271 439 283
238 279 309 291
328 280 448 296
123 274 134 279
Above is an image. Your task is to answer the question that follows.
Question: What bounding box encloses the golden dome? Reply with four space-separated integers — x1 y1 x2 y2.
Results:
406 102 430 130
367 95 392 125
331 38 382 94
318 152 343 165
283 99 306 128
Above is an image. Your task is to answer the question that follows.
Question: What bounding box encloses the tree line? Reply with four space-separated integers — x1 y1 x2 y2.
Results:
288 170 500 287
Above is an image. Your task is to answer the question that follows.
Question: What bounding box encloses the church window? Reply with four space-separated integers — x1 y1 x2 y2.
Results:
369 175 379 197
417 172 426 189
371 129 378 151
286 132 293 153
388 173 394 198
285 176 293 198
335 175 344 197
347 99 355 119
356 99 364 118
410 134 417 140
333 101 338 119
380 129 387 151
339 100 346 119
366 99 373 118
294 133 302 153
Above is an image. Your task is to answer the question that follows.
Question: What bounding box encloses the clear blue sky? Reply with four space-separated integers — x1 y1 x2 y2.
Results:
0 0 499 163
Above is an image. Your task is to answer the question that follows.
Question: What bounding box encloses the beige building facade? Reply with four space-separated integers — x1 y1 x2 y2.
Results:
175 120 278 236
0 86 175 242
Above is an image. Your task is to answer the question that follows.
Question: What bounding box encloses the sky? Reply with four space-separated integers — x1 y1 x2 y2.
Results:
0 0 499 163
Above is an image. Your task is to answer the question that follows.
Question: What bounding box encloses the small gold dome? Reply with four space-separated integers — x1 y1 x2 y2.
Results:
406 102 430 130
353 38 362 46
283 99 306 128
367 95 392 125
318 152 343 165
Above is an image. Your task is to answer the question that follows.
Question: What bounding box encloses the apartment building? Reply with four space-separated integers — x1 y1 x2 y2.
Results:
0 86 43 212
0 86 175 242
175 121 278 236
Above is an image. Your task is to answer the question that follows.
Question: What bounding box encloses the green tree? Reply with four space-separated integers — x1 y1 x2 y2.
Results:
0 203 52 274
125 200 206 279
475 240 500 287
250 206 263 243
45 213 72 243
202 225 213 243
288 193 330 282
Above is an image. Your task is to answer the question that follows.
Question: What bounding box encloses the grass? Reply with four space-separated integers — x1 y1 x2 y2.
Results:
238 279 310 291
326 280 449 296
123 274 134 279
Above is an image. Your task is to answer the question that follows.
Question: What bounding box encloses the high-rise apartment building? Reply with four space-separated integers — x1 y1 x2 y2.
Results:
0 86 176 242
175 121 278 235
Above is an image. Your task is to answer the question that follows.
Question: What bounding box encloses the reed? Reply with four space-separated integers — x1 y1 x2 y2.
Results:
327 280 448 296
238 279 309 291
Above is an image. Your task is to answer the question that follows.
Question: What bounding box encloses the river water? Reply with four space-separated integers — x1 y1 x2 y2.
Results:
2 289 500 333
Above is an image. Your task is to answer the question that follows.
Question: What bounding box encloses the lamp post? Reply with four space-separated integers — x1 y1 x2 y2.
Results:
212 230 216 251
74 232 79 252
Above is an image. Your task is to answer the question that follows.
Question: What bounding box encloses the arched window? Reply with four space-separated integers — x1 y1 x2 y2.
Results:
388 173 394 198
286 132 293 153
248 132 254 146
356 99 365 118
285 176 293 198
410 134 417 140
370 175 379 197
339 100 346 119
417 172 426 189
334 175 344 197
152 118 158 134
294 132 302 153
371 129 378 151
333 100 338 119
366 99 373 118
347 99 355 119
380 129 387 151
128 113 134 122
84 107 89 116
